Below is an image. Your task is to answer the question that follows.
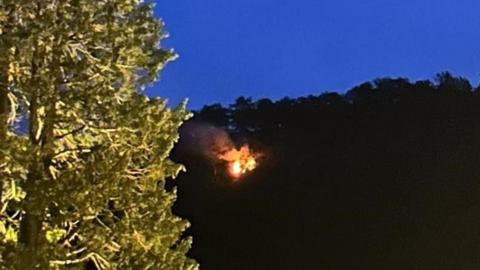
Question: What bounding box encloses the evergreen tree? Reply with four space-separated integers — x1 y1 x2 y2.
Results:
0 0 198 269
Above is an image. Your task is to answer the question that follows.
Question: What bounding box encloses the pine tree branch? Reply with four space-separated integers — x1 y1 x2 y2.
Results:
54 125 87 139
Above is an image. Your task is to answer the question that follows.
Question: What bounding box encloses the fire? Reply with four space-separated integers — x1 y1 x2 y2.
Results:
219 145 258 179
230 160 243 177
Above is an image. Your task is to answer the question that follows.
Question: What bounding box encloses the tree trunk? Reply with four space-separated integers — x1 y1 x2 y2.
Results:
0 32 10 141
0 81 7 142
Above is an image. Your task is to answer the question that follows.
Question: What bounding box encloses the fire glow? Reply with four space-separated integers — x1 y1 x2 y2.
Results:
219 145 258 179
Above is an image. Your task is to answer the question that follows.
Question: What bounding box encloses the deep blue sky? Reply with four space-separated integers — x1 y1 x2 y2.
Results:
150 0 480 109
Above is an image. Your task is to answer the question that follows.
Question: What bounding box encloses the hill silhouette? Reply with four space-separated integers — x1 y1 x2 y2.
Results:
170 72 480 270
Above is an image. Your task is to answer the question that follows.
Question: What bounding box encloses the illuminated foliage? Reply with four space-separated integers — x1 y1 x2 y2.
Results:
0 0 198 269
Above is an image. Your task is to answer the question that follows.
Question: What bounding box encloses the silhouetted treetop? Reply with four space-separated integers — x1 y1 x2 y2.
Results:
193 72 477 132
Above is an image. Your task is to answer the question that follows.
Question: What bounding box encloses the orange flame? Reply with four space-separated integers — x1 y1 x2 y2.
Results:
219 145 258 179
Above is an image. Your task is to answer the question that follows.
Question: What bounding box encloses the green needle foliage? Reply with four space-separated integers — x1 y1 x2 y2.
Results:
0 0 198 269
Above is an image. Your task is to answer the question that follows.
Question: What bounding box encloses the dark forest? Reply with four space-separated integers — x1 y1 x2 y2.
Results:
172 72 480 270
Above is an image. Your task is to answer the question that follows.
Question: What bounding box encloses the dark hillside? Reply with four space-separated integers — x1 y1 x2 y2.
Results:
171 73 480 269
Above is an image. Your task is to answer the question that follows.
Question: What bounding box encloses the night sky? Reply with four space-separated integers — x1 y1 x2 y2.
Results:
150 0 480 109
